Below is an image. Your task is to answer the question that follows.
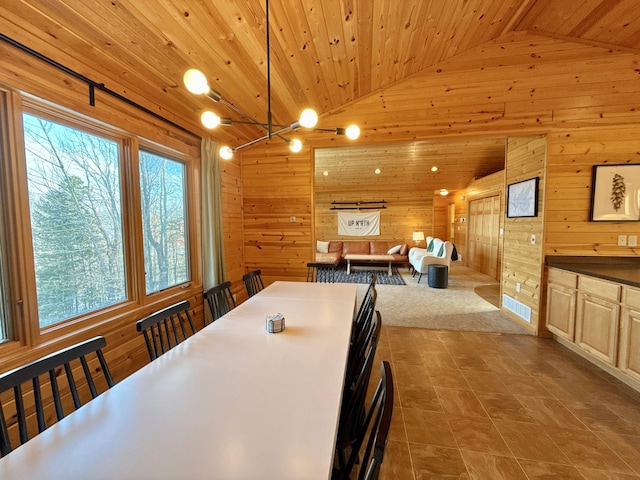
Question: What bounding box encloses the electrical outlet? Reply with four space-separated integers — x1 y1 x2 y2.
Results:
618 235 628 246
290 216 296 223
516 282 521 293
629 235 638 247
530 234 536 245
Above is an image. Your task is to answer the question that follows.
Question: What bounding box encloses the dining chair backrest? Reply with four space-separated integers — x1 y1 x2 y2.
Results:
306 262 337 283
136 300 196 361
337 311 382 470
203 281 236 323
0 336 114 457
352 286 377 348
345 304 379 390
356 361 394 480
242 269 265 298
352 275 376 333
337 361 394 480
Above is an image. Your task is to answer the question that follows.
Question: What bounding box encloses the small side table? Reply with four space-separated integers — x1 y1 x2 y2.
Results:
428 264 448 288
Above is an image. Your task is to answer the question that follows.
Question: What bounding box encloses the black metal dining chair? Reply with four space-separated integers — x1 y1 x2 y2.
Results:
336 311 382 471
136 300 196 361
203 281 236 323
351 284 377 348
306 262 337 283
0 336 114 457
242 269 265 298
334 361 394 480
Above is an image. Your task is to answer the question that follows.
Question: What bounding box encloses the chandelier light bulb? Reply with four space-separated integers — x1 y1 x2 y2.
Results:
345 125 360 140
219 146 234 160
298 108 318 128
183 69 209 95
201 111 221 129
289 138 303 153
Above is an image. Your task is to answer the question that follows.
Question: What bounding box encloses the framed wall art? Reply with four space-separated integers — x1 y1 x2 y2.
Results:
590 164 640 222
507 177 539 218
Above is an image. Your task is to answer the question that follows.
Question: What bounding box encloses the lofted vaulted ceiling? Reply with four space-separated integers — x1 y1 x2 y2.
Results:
2 1 640 192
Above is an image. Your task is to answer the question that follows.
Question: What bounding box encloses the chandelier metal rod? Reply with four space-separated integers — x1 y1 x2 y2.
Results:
266 0 272 140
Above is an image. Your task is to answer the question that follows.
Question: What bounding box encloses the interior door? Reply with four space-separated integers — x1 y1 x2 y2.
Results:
468 195 500 279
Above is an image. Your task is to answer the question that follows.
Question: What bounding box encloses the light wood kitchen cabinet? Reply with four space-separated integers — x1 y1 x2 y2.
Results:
545 259 640 392
546 268 577 341
620 286 640 383
575 277 620 366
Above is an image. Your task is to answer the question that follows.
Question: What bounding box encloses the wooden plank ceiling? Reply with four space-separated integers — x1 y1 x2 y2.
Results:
2 0 639 188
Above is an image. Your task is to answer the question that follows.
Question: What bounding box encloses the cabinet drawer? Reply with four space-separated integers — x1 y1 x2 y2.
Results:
548 268 577 288
623 286 640 311
579 275 620 302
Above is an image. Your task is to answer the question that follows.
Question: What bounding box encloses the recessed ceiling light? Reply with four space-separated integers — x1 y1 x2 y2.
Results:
439 189 449 196
374 168 381 174
431 166 438 172
323 170 329 176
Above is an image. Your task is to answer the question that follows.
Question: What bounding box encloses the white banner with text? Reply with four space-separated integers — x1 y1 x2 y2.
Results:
337 211 380 236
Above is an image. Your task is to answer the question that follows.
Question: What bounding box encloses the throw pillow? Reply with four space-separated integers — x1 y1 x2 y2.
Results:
387 244 402 254
316 240 330 253
437 243 445 257
426 239 435 252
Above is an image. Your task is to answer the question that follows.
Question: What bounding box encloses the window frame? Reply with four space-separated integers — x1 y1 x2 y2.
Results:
0 90 201 354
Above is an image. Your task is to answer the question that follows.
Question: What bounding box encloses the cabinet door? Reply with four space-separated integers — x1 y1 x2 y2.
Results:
575 293 620 365
619 307 640 383
546 283 576 341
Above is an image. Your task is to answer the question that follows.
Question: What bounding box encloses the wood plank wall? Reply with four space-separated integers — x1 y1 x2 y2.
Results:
220 156 246 302
545 126 640 257
502 136 547 334
240 143 314 285
314 148 434 244
432 194 449 241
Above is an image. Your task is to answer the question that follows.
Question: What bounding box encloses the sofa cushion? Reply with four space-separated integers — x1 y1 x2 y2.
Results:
342 241 371 255
399 244 409 256
316 240 330 253
387 244 402 254
437 243 445 257
328 241 343 253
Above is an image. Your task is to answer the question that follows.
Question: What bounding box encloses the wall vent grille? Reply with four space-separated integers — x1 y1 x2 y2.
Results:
502 294 531 323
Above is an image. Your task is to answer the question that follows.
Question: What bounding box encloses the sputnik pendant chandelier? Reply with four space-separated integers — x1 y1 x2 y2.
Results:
183 0 360 160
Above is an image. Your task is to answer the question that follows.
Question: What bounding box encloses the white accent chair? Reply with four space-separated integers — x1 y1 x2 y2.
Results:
411 239 454 283
408 237 432 273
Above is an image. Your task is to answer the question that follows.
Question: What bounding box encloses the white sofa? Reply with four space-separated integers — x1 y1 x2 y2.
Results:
409 237 454 283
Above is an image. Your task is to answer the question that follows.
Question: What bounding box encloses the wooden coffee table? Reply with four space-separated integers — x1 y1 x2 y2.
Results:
344 254 395 275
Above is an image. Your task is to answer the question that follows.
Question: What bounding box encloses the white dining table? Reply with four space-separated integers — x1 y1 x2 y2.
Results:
0 281 358 480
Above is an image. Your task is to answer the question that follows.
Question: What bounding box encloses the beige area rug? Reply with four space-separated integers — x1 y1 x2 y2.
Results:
357 262 531 335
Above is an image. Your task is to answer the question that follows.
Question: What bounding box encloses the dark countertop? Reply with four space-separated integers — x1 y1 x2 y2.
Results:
546 256 640 288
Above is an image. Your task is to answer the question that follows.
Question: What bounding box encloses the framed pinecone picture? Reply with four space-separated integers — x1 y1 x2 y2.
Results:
590 164 640 221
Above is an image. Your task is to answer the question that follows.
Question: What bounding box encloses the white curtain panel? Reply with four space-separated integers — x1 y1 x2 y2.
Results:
201 138 227 290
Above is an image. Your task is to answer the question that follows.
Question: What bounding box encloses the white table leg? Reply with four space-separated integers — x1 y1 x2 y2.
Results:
388 261 392 276
347 259 351 274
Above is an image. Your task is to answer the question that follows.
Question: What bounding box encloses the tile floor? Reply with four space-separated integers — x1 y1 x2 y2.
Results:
371 326 640 480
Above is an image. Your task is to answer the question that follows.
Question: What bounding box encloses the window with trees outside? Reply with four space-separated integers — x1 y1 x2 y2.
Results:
0 95 196 345
139 150 188 294
23 113 127 328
